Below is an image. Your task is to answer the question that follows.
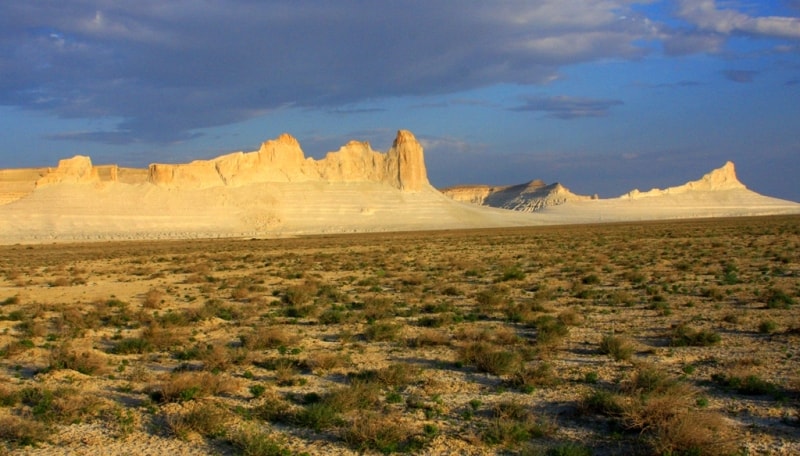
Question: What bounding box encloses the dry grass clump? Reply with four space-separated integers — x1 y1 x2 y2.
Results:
304 352 351 372
19 386 106 424
148 371 240 403
406 327 451 347
240 326 298 350
0 414 49 447
165 400 231 440
619 364 736 455
142 288 165 309
48 342 110 375
482 400 556 447
340 411 422 453
599 334 635 361
670 323 721 347
459 341 523 376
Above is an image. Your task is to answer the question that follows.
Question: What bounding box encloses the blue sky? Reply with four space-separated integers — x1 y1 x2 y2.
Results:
1 1 799 200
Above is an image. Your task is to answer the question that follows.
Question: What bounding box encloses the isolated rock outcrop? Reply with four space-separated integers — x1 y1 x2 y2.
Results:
442 179 592 212
623 161 745 199
35 155 101 186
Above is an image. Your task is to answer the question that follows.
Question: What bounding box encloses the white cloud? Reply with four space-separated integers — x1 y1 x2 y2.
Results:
677 0 800 39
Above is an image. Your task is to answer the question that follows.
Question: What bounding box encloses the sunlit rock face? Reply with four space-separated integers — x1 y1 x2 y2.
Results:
143 130 429 191
441 180 592 212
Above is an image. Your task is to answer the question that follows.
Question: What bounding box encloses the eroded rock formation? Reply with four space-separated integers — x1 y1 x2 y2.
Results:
144 130 429 191
35 156 101 186
623 161 746 199
442 179 592 212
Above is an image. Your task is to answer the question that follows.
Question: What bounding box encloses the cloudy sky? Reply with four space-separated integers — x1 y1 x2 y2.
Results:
2 1 799 200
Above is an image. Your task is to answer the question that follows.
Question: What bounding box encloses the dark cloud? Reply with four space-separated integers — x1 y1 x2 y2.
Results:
511 95 623 119
1 1 798 145
722 69 758 83
0 1 655 144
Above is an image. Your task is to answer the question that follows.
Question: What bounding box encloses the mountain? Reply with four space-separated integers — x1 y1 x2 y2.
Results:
441 180 595 212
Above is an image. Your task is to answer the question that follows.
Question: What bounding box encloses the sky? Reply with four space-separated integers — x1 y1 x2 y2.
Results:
1 1 799 201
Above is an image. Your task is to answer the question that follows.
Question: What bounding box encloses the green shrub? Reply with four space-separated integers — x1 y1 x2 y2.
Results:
364 320 401 342
758 320 778 334
112 337 152 354
766 288 795 309
293 402 341 431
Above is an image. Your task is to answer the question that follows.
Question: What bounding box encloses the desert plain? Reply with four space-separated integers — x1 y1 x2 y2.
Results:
0 215 799 455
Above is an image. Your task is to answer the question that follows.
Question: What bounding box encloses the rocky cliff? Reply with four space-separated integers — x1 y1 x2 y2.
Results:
143 130 429 191
441 179 593 212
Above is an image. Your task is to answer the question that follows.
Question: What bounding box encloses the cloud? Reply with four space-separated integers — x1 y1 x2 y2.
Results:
0 1 797 145
722 69 758 83
0 1 656 144
676 0 800 39
511 95 623 119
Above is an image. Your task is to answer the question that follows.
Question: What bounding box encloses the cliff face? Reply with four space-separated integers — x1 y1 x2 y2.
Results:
441 180 592 212
144 130 429 191
35 156 101 186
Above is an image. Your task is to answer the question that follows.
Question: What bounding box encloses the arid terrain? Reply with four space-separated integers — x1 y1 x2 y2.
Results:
1 215 799 455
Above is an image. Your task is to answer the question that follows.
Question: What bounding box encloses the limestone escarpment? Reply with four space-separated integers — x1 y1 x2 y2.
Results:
35 156 102 186
442 179 592 212
145 130 429 191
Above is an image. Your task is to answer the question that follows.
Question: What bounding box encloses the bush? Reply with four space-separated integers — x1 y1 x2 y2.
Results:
670 324 720 347
758 319 778 334
508 363 559 391
766 288 795 309
712 373 782 397
166 401 230 439
293 402 341 431
340 411 421 453
531 316 569 347
241 326 296 350
459 342 522 376
112 337 152 354
0 415 49 447
599 334 635 361
228 424 291 456
149 372 239 403
364 320 401 342
483 401 555 446
48 342 109 375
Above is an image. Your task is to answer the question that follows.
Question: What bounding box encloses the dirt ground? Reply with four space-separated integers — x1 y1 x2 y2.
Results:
1 215 798 455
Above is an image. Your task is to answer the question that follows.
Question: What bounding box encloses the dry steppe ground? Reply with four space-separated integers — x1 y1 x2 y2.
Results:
0 216 799 455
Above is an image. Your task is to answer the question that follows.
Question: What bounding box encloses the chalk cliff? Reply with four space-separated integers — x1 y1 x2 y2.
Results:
2 136 798 244
142 130 429 191
35 156 102 186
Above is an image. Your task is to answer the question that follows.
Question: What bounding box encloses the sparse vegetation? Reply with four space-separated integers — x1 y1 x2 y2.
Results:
0 215 797 454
